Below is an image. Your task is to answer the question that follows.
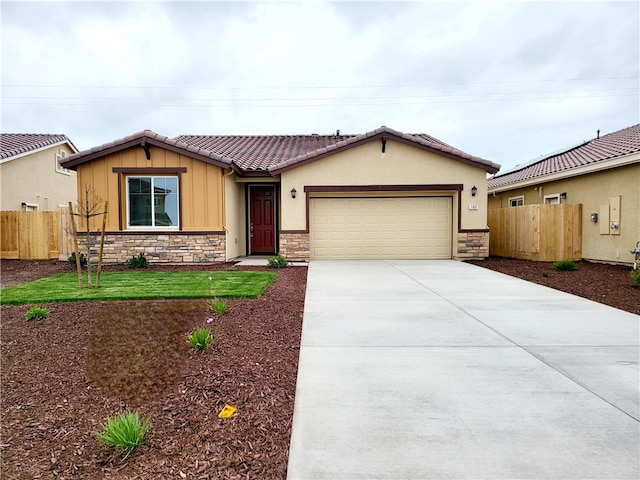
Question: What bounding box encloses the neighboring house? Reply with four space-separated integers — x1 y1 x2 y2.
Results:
488 124 640 265
0 134 78 211
60 126 500 263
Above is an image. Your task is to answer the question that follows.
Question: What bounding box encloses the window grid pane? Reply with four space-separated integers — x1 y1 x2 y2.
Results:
128 176 178 228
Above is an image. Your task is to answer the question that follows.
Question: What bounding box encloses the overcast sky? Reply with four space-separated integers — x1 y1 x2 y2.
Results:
1 0 638 172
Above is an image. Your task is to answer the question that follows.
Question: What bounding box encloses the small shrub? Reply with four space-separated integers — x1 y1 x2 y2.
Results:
541 271 549 278
25 305 50 321
630 269 640 287
68 252 87 267
211 298 229 315
268 253 288 269
188 327 216 351
224 264 238 271
553 259 578 271
125 253 148 269
96 411 150 459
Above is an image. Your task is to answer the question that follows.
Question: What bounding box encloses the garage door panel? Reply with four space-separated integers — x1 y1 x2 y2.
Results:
310 197 452 259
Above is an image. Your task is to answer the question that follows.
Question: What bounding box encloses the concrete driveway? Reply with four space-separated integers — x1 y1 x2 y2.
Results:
287 260 639 480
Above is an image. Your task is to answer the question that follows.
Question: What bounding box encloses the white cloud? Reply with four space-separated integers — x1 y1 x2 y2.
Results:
1 1 638 171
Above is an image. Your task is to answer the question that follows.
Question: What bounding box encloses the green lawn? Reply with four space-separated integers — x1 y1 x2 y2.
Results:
0 271 276 305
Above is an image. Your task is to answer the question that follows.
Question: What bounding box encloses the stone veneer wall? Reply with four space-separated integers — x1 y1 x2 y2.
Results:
279 232 310 261
456 230 489 260
100 233 226 263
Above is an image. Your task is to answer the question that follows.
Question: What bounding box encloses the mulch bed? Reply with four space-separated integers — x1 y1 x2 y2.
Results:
1 256 638 479
1 260 307 479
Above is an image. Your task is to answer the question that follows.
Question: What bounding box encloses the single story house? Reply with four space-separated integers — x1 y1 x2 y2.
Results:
488 123 640 265
61 126 500 263
1 133 78 211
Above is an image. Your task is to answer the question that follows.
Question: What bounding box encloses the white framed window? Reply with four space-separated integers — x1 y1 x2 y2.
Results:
508 195 524 207
22 202 39 211
126 176 179 228
55 149 71 175
544 193 560 205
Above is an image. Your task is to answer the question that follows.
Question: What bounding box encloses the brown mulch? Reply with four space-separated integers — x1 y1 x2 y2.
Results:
467 257 639 316
1 256 638 479
1 260 307 479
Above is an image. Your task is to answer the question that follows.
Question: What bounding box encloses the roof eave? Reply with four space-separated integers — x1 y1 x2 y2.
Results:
0 138 78 164
488 152 640 193
233 168 275 178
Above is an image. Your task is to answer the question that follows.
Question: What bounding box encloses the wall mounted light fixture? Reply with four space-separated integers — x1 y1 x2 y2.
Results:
471 185 478 197
560 192 567 199
291 188 297 199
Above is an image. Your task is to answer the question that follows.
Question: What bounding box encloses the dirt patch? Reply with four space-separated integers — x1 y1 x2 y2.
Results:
1 260 307 479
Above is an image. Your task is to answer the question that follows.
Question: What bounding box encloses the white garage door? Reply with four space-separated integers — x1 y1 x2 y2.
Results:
309 196 452 259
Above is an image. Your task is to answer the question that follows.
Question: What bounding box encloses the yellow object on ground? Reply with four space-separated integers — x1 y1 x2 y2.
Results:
218 404 237 418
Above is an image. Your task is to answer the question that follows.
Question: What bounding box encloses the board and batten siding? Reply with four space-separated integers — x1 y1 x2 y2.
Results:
75 145 225 231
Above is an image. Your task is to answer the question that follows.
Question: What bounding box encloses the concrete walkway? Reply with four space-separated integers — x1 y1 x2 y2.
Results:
287 260 639 479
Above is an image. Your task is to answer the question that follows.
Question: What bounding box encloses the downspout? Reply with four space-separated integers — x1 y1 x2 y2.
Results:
492 191 501 208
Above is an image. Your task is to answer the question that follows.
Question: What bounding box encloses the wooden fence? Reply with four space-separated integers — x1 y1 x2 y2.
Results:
1 207 73 260
487 204 582 261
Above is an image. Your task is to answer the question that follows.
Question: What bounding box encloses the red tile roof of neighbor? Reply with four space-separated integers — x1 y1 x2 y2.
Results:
0 133 77 160
61 126 500 175
488 124 640 190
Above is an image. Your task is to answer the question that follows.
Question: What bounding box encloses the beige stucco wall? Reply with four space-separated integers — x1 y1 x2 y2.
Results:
280 139 489 231
224 174 247 260
0 144 77 211
488 163 640 264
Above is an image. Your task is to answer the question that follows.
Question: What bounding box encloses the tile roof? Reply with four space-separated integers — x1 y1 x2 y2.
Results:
488 124 640 190
0 133 77 160
62 126 499 175
61 130 233 169
174 133 357 172
177 126 500 174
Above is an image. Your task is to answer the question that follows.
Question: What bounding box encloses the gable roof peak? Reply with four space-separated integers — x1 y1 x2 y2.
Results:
61 129 233 171
266 125 499 174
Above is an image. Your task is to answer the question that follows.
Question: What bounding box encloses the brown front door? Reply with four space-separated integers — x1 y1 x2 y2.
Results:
249 185 276 254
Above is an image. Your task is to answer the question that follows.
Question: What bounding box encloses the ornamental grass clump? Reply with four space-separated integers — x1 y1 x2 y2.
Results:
630 268 640 287
25 305 50 321
553 258 578 271
211 297 229 315
95 411 150 460
188 327 216 351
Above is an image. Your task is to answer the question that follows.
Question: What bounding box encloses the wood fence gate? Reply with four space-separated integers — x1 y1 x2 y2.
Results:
487 204 582 261
0 207 73 260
